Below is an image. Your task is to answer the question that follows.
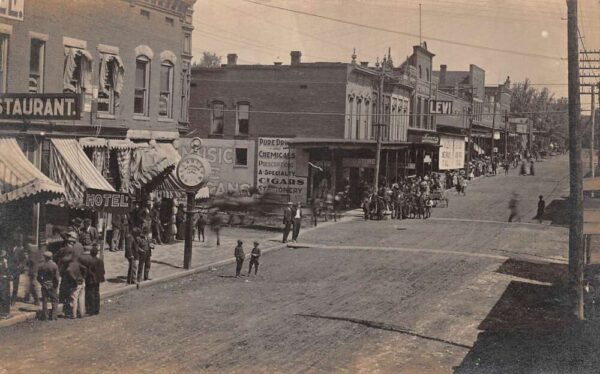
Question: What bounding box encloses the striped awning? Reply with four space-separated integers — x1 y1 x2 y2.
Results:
0 138 65 204
50 138 115 206
130 142 176 193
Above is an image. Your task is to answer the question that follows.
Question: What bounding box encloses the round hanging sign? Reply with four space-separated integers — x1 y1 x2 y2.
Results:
176 154 211 190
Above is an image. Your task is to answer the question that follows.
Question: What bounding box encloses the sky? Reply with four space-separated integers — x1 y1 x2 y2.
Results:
193 0 600 110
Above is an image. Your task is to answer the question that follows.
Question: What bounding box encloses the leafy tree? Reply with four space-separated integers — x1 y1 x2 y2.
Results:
194 52 222 68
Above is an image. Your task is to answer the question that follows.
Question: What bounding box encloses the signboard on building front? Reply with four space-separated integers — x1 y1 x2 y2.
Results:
0 0 23 21
408 133 440 145
257 137 307 203
179 138 255 196
0 94 80 120
342 158 376 168
438 135 465 170
429 100 453 115
84 189 130 213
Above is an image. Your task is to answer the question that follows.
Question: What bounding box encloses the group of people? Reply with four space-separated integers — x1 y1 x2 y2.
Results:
282 202 303 243
233 240 261 278
0 224 106 321
361 175 443 221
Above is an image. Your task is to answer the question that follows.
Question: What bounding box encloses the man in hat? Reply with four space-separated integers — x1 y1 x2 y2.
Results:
292 202 303 242
234 240 245 278
0 248 10 318
110 212 123 252
136 226 153 283
176 203 186 241
282 202 293 243
84 246 105 316
68 218 83 237
37 251 59 321
150 202 163 245
210 209 223 247
24 236 41 306
125 228 139 285
80 218 99 252
57 231 82 316
248 241 261 276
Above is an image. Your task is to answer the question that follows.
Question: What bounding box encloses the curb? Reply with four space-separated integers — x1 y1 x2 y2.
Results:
0 214 355 329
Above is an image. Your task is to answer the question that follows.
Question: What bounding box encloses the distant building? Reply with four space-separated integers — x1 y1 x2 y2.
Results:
189 51 414 203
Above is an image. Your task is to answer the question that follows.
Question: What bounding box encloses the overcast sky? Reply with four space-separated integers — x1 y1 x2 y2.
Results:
193 0 600 109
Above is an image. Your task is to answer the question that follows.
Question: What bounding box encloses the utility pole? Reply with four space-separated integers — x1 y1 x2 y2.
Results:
504 112 509 158
567 0 584 320
491 101 497 156
466 91 474 177
373 57 386 190
591 86 596 178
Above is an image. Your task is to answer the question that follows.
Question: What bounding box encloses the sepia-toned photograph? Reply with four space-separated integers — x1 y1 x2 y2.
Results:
0 0 599 372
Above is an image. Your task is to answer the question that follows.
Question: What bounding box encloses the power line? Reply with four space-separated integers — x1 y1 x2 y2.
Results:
241 0 564 61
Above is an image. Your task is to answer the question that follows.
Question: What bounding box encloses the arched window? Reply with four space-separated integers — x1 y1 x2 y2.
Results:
355 98 362 139
134 55 150 116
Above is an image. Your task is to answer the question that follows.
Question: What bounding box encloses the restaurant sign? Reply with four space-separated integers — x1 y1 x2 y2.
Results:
84 189 130 213
0 94 80 120
0 0 23 21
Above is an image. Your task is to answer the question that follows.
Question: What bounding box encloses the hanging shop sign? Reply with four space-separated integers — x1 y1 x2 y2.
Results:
438 135 465 170
0 0 23 21
0 93 80 120
342 158 376 168
84 189 130 213
257 137 307 203
429 100 453 115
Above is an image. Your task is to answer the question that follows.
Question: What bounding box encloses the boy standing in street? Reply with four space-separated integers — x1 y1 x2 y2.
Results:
234 240 245 278
85 246 105 316
248 241 261 276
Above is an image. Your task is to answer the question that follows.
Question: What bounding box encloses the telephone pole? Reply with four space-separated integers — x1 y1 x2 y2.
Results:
567 0 584 320
373 57 386 190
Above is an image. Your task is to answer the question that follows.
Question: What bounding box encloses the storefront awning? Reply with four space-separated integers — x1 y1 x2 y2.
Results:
288 137 410 150
130 141 177 193
50 138 115 206
0 138 65 204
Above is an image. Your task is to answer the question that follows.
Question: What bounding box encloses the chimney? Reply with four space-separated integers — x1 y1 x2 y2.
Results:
439 64 447 86
291 51 302 66
360 61 369 67
227 53 238 66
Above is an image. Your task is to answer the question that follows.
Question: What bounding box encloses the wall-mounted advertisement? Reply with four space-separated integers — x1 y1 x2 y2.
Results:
257 137 307 203
439 135 465 170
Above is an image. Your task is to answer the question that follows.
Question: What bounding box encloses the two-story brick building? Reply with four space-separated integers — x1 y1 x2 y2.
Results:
0 0 196 244
188 51 414 204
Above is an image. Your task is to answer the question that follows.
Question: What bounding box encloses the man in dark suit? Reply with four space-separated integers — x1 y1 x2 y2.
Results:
37 251 60 321
125 228 139 285
84 246 105 315
292 202 303 242
282 202 293 243
80 218 99 252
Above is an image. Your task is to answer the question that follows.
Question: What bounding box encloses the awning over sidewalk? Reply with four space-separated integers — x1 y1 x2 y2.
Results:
0 138 65 204
50 138 115 206
129 141 177 193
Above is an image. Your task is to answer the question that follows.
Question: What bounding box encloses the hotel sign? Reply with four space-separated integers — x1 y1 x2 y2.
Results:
0 0 24 21
84 189 130 213
0 94 80 120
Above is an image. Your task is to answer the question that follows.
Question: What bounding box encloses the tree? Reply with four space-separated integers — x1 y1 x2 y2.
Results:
194 52 222 68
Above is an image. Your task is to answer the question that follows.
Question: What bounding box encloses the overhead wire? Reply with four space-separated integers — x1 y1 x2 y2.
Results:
240 0 564 61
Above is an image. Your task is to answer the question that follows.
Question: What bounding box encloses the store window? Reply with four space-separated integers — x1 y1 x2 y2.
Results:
159 61 174 118
134 56 150 116
98 54 124 115
210 101 225 135
29 39 45 93
235 148 248 166
236 102 249 135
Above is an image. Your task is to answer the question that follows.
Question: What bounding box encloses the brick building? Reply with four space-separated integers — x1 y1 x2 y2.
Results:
189 51 414 204
0 0 196 245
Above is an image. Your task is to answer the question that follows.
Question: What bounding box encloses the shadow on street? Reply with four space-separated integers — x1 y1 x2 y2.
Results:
543 197 570 226
452 259 600 373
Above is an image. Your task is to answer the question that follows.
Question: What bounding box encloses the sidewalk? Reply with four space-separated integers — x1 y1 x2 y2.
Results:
1 212 357 328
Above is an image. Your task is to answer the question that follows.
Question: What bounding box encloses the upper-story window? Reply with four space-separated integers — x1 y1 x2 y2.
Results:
183 33 192 55
418 65 422 79
210 101 225 135
180 64 190 123
426 68 430 82
29 39 45 93
236 102 249 135
98 53 124 115
64 46 93 95
0 34 8 94
134 56 150 116
159 61 174 118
